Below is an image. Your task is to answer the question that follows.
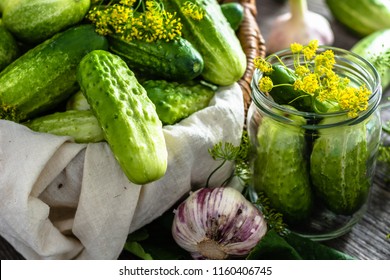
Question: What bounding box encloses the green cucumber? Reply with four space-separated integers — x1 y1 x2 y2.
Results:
351 29 390 90
253 106 312 225
267 65 312 112
220 2 244 31
141 79 215 125
66 90 91 111
0 19 19 71
325 0 390 37
24 110 104 143
0 24 108 122
108 35 204 81
310 117 370 215
164 0 247 86
77 50 168 185
265 65 336 113
2 0 91 44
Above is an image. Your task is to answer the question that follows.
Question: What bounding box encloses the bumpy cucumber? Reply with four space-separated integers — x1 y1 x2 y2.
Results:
108 35 204 81
253 106 312 225
0 24 108 122
24 110 104 143
164 0 246 86
77 50 168 185
0 19 19 71
351 29 390 90
2 0 91 43
141 80 215 125
310 117 370 215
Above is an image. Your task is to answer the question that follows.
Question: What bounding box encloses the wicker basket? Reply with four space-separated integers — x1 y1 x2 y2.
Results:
220 0 266 113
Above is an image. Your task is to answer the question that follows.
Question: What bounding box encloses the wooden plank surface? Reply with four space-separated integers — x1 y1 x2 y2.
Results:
1 0 389 260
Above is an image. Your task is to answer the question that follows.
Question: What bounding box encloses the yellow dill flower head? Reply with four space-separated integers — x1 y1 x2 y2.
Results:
87 0 182 43
338 85 370 118
181 1 205 21
302 39 318 60
119 0 136 7
293 74 319 96
259 76 274 92
254 57 273 74
291 43 303 53
255 39 372 117
295 65 310 77
314 49 335 75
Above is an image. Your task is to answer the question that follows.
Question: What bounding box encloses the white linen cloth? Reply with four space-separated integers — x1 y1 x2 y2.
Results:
0 83 245 260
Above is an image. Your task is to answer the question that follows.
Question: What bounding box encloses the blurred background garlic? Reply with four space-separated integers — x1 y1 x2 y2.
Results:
266 0 334 54
171 187 267 260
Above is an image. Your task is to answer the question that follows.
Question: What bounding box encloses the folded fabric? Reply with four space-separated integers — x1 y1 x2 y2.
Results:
0 83 245 260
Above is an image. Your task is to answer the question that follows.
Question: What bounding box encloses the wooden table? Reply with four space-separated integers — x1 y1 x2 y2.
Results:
1 0 389 260
256 0 390 260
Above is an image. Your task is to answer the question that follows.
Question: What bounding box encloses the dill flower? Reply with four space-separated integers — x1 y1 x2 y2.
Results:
181 1 205 21
290 43 303 53
254 57 273 74
259 76 274 92
302 39 318 60
253 39 372 117
337 84 371 118
293 73 319 96
87 0 183 42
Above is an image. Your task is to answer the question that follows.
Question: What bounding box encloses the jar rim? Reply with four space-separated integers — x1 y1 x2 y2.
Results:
251 46 382 123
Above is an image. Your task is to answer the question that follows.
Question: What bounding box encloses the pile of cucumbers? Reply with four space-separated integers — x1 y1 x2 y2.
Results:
0 0 246 185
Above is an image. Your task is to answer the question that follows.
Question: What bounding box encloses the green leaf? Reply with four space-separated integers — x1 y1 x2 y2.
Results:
122 209 191 260
123 241 153 260
247 229 356 260
247 229 302 260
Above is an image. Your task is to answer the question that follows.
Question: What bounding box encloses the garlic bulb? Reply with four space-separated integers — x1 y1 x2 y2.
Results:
266 0 334 54
172 187 267 260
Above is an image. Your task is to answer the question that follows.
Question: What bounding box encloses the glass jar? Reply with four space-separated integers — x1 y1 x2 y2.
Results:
247 47 382 241
376 102 390 190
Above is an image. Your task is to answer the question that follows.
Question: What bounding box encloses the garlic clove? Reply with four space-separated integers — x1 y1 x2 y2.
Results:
266 1 334 54
172 187 267 260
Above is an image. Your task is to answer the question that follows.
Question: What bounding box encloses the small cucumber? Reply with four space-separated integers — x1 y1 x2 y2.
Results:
253 106 312 225
164 0 247 86
267 65 312 112
2 0 91 43
77 50 168 185
0 24 108 122
0 19 19 71
108 35 204 81
24 110 104 143
310 117 371 215
141 79 215 125
266 64 337 113
220 2 244 31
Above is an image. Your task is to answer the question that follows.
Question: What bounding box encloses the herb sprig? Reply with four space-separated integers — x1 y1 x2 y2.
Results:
87 0 183 42
208 132 288 235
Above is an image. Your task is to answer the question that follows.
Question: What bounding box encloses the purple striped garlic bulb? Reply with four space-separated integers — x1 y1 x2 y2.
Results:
172 187 267 260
